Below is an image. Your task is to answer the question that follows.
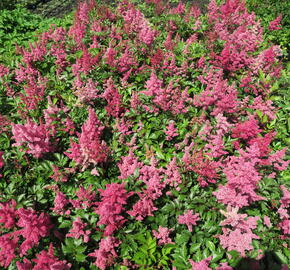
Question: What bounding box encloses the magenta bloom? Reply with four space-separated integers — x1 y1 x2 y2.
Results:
89 236 120 270
269 15 282 31
67 217 90 243
95 183 132 236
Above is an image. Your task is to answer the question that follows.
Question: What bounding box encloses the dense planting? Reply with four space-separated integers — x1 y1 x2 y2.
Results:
0 0 289 269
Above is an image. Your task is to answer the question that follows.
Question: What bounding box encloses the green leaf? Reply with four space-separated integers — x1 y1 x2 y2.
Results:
283 247 290 260
175 231 191 245
190 243 201 254
205 240 216 252
274 250 288 265
59 220 71 228
75 253 86 262
211 252 224 263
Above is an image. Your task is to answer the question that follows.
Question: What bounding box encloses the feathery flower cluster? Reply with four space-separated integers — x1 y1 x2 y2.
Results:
65 108 109 168
129 194 158 220
142 72 191 114
95 183 132 236
16 208 53 256
203 114 231 158
218 206 260 257
122 6 157 46
16 244 71 270
213 144 265 208
74 185 96 209
162 157 182 190
165 121 178 141
52 191 69 215
269 15 282 31
0 64 9 78
67 217 91 243
12 120 53 158
278 185 290 235
152 226 174 245
178 210 200 232
189 256 212 270
208 0 263 73
89 236 121 270
194 69 238 116
101 77 124 118
74 78 99 104
231 116 261 141
127 158 168 221
139 159 165 200
182 146 220 187
0 202 54 267
0 200 17 229
118 150 142 180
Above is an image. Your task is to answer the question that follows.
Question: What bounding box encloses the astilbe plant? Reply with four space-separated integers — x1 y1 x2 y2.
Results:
101 77 125 118
16 244 71 270
0 0 289 268
141 71 192 114
66 217 91 243
0 200 17 229
152 226 174 246
218 206 260 257
268 14 282 31
178 210 200 232
95 183 133 236
0 202 54 267
164 121 178 141
15 208 53 256
12 119 54 158
118 149 142 180
189 256 212 270
0 233 19 268
89 236 121 270
65 108 109 169
213 144 266 208
278 185 290 236
182 146 220 187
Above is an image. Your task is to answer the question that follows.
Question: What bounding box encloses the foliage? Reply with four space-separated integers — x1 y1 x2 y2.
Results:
0 6 73 66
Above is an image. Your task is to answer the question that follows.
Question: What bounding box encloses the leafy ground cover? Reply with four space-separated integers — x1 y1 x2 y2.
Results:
0 0 289 269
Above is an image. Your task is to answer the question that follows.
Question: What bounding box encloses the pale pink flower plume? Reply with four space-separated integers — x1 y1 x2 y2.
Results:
263 216 272 228
189 256 212 270
165 121 178 141
178 210 200 232
152 226 174 245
